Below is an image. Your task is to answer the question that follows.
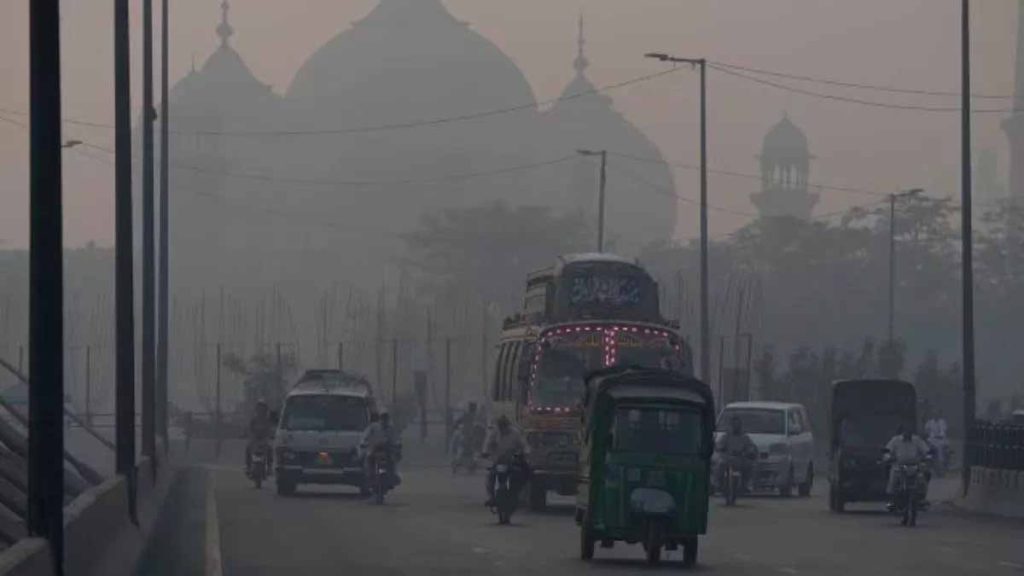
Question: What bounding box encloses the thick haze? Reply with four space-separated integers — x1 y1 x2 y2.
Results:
0 0 1020 248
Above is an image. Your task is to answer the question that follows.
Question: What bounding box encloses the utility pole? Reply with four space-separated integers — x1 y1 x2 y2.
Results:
215 343 222 459
157 0 170 454
391 339 398 406
28 0 65 569
887 189 922 345
337 341 344 372
141 0 157 473
445 337 452 450
85 345 92 427
961 0 977 496
114 0 137 521
645 53 710 382
577 149 608 252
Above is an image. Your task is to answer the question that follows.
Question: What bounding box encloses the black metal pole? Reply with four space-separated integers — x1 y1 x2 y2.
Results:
114 0 137 519
27 0 64 569
215 342 222 460
85 345 92 427
337 341 344 371
888 193 896 344
598 151 607 252
445 337 452 451
699 60 710 385
158 0 170 454
141 0 157 473
961 0 977 496
391 339 398 406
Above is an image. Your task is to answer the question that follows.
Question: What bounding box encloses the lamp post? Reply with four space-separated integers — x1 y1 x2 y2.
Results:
645 53 710 382
577 149 608 252
960 0 976 496
887 188 923 345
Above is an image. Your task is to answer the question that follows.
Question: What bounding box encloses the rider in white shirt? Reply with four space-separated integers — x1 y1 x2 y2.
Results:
884 424 932 506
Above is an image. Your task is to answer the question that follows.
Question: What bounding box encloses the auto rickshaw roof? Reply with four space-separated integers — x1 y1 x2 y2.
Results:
585 367 712 408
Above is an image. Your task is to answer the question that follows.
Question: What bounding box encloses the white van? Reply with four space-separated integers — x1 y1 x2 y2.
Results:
274 371 376 496
714 401 816 497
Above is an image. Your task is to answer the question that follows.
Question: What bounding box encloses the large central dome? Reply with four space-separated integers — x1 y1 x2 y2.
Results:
287 0 537 124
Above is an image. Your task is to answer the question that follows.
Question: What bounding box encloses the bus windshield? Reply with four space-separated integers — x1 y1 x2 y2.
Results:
534 334 602 408
532 327 684 408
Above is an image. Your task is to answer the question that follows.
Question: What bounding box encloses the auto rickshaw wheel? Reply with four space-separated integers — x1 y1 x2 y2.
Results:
644 522 664 565
529 482 547 511
778 466 795 497
828 484 845 513
798 464 814 497
579 515 595 560
682 536 698 568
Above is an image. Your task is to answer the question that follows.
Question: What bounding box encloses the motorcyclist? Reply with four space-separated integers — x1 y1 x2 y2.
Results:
715 415 757 492
482 415 528 506
923 415 950 474
246 399 275 475
452 402 482 460
360 412 401 492
884 424 933 509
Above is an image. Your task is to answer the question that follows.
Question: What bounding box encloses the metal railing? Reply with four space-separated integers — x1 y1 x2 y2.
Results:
968 421 1024 471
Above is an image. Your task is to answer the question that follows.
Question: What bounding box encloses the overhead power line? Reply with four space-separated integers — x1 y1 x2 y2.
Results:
607 150 891 199
710 60 1015 100
709 64 1018 114
0 67 681 138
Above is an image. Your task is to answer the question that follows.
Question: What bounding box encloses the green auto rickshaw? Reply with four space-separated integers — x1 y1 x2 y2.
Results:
575 367 715 567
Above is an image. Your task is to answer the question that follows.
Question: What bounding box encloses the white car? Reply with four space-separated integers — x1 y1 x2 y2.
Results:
274 371 378 496
713 401 816 497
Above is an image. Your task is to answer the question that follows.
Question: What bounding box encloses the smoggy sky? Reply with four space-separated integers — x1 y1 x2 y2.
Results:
0 0 1021 248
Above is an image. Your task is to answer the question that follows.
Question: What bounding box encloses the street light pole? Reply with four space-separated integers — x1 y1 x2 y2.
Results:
888 189 922 345
645 53 710 382
960 0 976 496
113 0 137 520
141 0 157 472
577 149 608 252
28 0 65 569
158 0 170 454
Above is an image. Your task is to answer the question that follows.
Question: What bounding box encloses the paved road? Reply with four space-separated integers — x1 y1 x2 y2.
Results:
140 442 1024 576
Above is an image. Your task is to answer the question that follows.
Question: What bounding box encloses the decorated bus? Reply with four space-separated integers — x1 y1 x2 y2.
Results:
492 254 693 509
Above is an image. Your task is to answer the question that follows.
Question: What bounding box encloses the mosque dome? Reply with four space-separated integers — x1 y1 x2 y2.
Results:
542 15 677 254
287 0 537 125
762 114 809 161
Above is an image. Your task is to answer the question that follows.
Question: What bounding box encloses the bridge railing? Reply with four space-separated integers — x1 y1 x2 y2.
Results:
967 421 1024 471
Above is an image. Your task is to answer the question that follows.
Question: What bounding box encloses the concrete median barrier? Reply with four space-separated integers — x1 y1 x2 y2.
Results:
0 455 182 576
961 466 1024 518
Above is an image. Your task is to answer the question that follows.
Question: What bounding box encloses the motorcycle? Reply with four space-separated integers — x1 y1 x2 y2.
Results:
451 424 484 474
248 444 270 489
368 444 400 505
889 461 929 527
722 461 743 506
928 439 952 478
490 453 529 525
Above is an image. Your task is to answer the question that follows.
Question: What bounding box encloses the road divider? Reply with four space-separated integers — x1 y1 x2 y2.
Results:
961 466 1024 518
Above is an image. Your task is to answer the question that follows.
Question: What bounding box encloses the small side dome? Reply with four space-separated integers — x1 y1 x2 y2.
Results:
762 114 809 159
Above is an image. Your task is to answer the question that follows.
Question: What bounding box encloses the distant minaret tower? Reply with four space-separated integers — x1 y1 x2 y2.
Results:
216 0 234 47
1003 0 1024 200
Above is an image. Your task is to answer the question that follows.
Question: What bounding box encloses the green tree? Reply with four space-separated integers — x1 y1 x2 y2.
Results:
403 202 588 311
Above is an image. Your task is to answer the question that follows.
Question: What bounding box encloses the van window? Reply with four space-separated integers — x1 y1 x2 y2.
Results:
281 395 368 432
717 409 785 435
788 410 803 435
493 344 508 401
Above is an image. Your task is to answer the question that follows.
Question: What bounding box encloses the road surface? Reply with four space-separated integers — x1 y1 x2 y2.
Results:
137 443 1024 575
